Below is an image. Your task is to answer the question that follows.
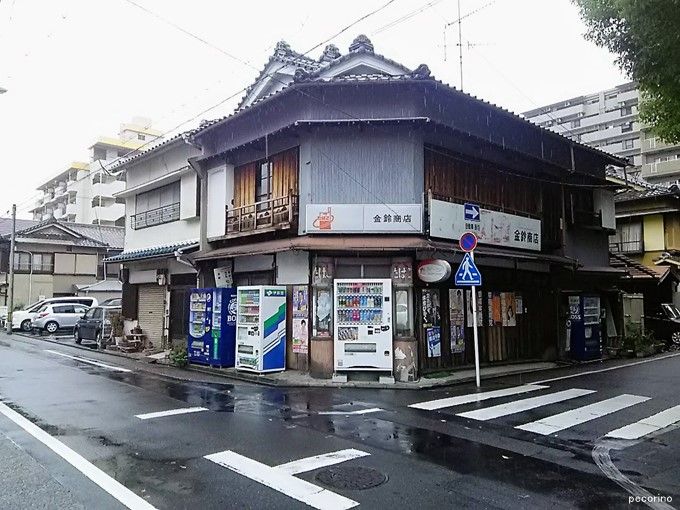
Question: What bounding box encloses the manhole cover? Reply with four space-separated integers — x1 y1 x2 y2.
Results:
315 466 387 490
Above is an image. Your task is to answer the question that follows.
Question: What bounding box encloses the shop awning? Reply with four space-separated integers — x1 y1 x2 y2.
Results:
191 235 577 266
105 240 199 263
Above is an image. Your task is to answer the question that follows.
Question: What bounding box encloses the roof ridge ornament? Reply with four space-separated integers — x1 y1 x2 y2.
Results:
274 40 292 58
320 43 341 62
349 34 374 53
411 64 432 79
293 68 311 83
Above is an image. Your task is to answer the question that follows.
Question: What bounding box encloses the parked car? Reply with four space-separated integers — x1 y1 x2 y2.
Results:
644 303 680 347
74 306 122 348
30 303 91 334
99 297 122 307
12 296 98 332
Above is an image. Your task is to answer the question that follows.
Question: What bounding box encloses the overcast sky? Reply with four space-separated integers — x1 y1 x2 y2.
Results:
0 0 626 219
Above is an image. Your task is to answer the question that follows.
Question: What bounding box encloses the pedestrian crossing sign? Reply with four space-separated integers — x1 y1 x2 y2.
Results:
455 252 482 286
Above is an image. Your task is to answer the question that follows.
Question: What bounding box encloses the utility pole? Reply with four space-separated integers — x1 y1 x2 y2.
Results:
457 0 464 91
6 204 16 334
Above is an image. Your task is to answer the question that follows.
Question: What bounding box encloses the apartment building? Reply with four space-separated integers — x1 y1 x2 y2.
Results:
524 83 680 185
30 117 163 226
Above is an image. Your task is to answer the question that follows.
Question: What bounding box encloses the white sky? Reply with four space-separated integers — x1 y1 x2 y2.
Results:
0 0 626 219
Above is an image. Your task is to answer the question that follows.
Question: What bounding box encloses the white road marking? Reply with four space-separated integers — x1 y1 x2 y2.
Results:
44 350 131 373
516 394 650 435
205 450 359 510
408 384 548 411
135 407 208 420
605 404 680 440
0 400 156 510
318 407 384 416
593 441 675 510
275 449 370 475
457 388 596 421
533 352 680 384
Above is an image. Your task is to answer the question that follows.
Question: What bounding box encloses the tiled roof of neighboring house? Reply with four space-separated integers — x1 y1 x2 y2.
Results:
104 240 198 263
0 218 38 237
7 218 125 249
187 38 627 167
614 185 679 203
606 167 658 190
108 131 187 172
610 252 666 279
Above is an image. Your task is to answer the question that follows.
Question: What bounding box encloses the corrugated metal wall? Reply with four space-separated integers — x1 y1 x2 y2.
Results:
309 126 423 204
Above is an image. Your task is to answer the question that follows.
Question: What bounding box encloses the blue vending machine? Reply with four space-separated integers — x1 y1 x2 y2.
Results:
188 287 237 367
567 294 602 360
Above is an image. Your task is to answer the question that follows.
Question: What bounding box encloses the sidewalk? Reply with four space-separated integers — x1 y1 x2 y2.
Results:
11 330 560 389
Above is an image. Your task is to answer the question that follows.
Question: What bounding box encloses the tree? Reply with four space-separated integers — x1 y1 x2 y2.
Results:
573 0 680 143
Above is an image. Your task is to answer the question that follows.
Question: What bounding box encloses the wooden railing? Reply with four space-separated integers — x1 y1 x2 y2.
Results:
226 193 298 235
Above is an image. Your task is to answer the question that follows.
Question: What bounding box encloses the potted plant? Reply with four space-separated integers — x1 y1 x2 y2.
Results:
169 345 188 368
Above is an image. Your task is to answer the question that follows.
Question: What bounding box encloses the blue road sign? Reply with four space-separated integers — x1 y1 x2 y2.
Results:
464 203 480 222
459 231 478 252
455 252 482 286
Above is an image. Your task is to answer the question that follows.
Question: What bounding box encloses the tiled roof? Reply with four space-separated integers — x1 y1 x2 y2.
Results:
9 219 125 249
610 252 663 279
104 240 198 263
606 167 658 190
74 279 123 292
0 218 38 237
108 132 186 172
614 186 679 203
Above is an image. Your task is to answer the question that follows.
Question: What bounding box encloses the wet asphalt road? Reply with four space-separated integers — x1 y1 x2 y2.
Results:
0 333 678 510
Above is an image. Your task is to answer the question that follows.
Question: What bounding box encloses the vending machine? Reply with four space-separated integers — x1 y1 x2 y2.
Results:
235 286 287 373
567 294 602 360
187 288 237 367
334 278 393 371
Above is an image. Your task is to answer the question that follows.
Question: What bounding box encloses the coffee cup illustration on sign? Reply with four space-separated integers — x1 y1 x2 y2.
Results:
313 208 334 230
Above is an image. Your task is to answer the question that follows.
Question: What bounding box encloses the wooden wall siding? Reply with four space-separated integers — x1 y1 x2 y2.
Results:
233 147 299 207
271 147 299 199
233 162 256 208
424 145 542 217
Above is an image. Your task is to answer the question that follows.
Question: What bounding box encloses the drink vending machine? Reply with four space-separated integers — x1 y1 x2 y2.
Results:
334 278 392 372
235 286 287 373
187 287 237 367
567 294 602 360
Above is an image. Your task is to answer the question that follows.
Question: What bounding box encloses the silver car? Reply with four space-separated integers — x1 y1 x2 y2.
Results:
31 303 91 334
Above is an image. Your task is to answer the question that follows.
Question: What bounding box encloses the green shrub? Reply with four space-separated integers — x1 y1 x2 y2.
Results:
169 345 188 368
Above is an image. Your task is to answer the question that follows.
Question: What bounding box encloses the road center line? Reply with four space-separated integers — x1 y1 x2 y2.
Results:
44 350 131 373
135 407 208 420
205 450 359 510
408 384 548 411
275 449 370 475
318 407 384 416
0 399 156 510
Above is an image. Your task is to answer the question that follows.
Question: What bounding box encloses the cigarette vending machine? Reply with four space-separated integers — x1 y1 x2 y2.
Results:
187 287 237 367
334 278 393 371
235 286 287 373
567 294 602 360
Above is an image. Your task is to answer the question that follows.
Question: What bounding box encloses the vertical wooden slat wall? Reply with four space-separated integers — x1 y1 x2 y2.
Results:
233 162 256 208
271 147 299 199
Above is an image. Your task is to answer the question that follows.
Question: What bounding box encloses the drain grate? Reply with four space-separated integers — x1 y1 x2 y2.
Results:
315 466 387 490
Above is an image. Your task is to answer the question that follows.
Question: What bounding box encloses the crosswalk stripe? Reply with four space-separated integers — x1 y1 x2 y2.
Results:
605 404 680 440
457 388 596 421
408 384 548 411
516 394 650 435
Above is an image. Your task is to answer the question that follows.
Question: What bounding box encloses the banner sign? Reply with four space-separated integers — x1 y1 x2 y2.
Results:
306 204 422 234
429 199 541 251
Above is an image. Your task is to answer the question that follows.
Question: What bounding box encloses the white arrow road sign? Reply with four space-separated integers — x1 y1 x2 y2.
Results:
464 203 480 221
205 448 370 510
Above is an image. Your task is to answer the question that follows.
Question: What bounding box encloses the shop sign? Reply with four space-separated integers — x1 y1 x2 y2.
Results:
391 261 413 283
305 204 422 233
312 259 333 285
417 259 451 283
429 199 541 251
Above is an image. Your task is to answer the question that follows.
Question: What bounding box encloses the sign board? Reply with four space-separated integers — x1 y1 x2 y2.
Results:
459 232 478 252
464 203 480 222
430 199 541 251
306 204 422 234
455 253 482 286
417 259 452 283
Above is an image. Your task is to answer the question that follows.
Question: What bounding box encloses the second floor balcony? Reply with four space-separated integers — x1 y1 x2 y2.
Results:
131 202 180 230
226 192 298 237
609 239 644 254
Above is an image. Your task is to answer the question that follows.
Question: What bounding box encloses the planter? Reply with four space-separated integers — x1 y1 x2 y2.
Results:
606 347 621 358
635 345 655 358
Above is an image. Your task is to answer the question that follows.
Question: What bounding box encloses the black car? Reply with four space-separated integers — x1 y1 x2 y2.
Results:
74 306 122 348
644 303 680 347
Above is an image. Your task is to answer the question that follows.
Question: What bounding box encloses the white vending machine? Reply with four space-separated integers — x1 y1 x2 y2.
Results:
334 278 393 372
235 286 287 373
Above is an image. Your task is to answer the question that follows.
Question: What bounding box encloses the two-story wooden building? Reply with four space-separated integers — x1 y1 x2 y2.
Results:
182 36 625 380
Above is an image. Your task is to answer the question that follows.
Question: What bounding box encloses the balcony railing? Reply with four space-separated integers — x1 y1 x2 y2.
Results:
226 193 298 236
609 240 644 254
130 202 180 230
